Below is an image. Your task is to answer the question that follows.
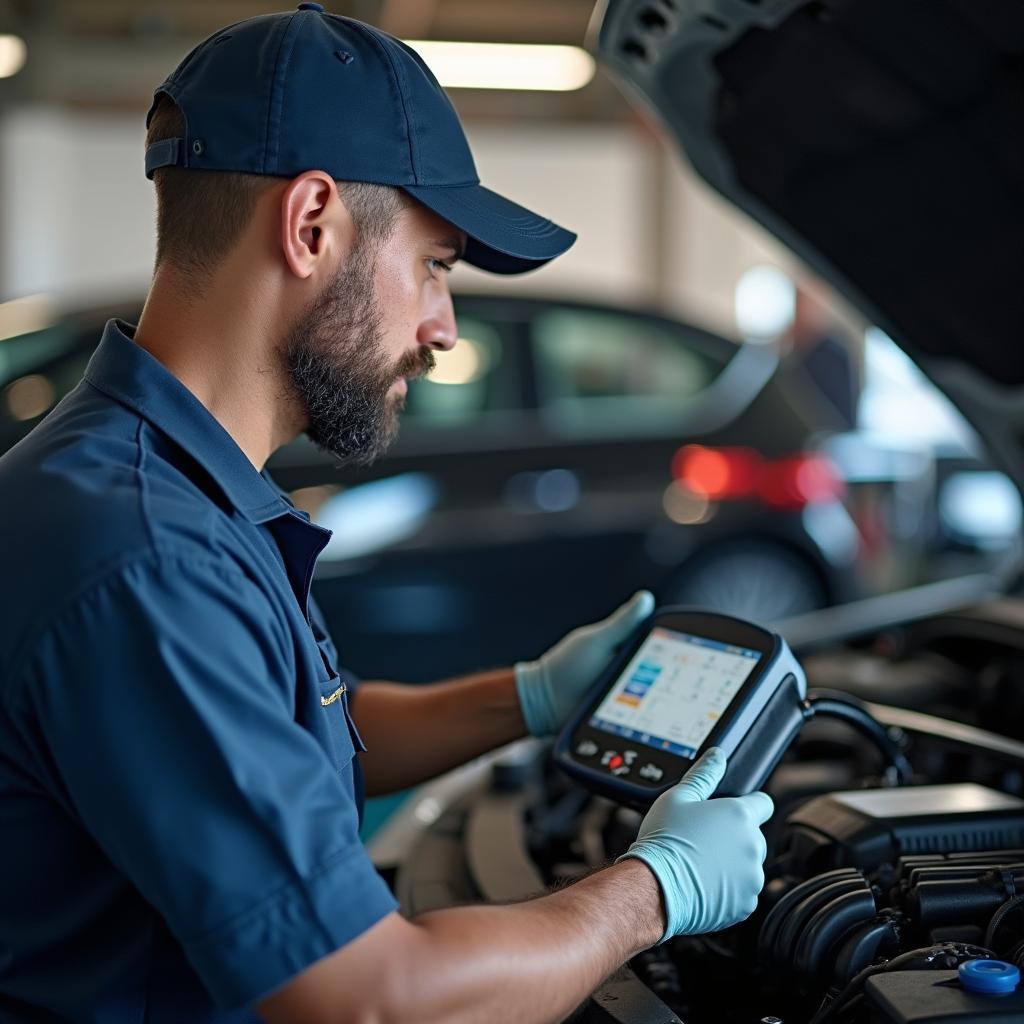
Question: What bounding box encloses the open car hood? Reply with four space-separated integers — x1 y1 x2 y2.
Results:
592 0 1024 486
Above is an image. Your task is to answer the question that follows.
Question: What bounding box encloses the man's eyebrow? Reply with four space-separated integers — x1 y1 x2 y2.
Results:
433 236 466 262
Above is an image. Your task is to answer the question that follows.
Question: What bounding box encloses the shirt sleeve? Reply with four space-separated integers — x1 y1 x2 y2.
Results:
9 549 398 1008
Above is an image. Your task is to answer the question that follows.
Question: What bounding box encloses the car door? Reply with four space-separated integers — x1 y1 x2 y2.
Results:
516 301 734 608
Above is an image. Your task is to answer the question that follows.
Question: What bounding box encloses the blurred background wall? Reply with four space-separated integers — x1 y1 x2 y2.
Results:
0 0 798 336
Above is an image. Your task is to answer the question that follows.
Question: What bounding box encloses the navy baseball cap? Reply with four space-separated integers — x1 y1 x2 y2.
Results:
144 2 576 275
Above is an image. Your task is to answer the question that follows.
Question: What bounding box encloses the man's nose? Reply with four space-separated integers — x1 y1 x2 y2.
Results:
417 289 458 351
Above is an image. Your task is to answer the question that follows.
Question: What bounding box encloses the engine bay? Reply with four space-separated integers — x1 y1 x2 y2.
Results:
393 595 1024 1023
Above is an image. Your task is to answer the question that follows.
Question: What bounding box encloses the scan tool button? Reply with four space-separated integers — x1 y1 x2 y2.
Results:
575 739 599 758
639 763 664 782
602 751 631 776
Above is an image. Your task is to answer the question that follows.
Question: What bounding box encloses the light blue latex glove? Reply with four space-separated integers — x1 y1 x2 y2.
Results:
514 591 656 737
618 748 773 942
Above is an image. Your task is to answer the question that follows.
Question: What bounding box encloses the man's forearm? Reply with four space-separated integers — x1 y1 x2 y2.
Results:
399 858 664 1024
351 670 528 796
257 858 666 1024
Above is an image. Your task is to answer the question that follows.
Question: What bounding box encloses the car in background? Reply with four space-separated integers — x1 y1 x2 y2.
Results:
1 292 855 679
368 4 1024 1024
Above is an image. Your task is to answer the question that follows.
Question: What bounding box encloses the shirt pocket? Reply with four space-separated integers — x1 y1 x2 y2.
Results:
318 671 367 773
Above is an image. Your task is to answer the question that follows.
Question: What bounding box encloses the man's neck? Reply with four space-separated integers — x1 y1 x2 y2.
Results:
134 268 302 471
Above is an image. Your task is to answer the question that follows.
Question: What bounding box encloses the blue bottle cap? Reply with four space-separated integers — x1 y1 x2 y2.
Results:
959 959 1021 995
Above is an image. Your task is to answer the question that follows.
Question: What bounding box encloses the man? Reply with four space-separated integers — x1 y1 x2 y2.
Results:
0 6 772 1022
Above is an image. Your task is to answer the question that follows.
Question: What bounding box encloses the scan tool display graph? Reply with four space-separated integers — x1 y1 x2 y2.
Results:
590 627 762 758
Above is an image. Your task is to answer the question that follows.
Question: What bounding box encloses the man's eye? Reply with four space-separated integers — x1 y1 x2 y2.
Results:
428 258 453 275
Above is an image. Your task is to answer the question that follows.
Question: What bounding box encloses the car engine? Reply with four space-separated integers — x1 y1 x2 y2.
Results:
393 597 1024 1023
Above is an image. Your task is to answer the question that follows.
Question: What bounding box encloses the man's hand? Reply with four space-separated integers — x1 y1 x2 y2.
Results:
618 748 773 940
514 591 655 737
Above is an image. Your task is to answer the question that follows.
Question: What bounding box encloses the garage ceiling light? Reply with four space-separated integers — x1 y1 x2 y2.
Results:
0 35 26 79
404 41 596 92
734 264 795 342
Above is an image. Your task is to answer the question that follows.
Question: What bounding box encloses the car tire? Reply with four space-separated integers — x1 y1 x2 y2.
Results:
663 540 829 623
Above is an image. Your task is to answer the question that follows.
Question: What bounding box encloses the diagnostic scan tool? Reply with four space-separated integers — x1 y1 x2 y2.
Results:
554 608 807 807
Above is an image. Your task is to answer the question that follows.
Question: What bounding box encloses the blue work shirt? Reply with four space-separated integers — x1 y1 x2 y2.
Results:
0 320 398 1019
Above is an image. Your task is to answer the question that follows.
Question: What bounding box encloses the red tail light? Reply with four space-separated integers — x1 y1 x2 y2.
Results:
672 445 843 510
671 446 761 500
759 454 844 510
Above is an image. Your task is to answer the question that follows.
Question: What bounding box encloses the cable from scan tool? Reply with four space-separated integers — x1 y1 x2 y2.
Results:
802 688 914 785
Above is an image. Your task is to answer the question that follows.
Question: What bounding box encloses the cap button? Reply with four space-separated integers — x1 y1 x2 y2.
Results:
959 959 1020 995
297 2 324 10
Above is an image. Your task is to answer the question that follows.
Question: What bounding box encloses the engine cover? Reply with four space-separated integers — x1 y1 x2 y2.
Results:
782 784 1024 875
865 969 1024 1023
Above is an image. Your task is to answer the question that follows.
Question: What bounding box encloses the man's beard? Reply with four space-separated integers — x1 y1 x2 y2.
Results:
282 246 435 466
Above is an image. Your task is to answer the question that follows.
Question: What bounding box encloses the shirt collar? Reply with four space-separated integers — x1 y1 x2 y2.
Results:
84 319 292 524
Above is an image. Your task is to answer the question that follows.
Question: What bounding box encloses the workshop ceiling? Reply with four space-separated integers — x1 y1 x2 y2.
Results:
0 0 632 120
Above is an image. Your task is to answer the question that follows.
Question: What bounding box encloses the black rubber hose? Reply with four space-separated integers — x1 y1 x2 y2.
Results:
795 889 878 979
778 877 872 971
759 868 863 966
804 689 914 784
1007 937 1024 968
985 893 1024 953
832 917 901 987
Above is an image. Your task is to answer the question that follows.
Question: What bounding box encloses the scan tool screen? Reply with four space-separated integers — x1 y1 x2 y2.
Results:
589 627 762 759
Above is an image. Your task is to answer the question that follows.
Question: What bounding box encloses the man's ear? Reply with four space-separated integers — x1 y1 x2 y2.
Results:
279 170 355 280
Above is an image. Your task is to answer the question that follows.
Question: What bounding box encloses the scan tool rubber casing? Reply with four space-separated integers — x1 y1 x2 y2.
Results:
782 784 1024 875
554 609 807 808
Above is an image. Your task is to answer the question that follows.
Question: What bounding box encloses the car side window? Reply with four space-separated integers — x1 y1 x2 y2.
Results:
1 326 89 449
0 326 78 391
402 315 509 426
532 308 725 436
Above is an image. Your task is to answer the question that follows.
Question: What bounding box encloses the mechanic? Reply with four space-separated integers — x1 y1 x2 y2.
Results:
0 6 772 1022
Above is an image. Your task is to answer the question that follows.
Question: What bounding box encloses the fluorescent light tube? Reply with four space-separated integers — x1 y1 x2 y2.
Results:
405 40 596 92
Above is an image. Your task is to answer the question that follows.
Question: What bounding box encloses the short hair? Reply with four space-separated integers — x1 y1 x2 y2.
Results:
145 95 407 287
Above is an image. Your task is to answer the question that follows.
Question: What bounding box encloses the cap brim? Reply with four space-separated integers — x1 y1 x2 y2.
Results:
403 183 576 275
